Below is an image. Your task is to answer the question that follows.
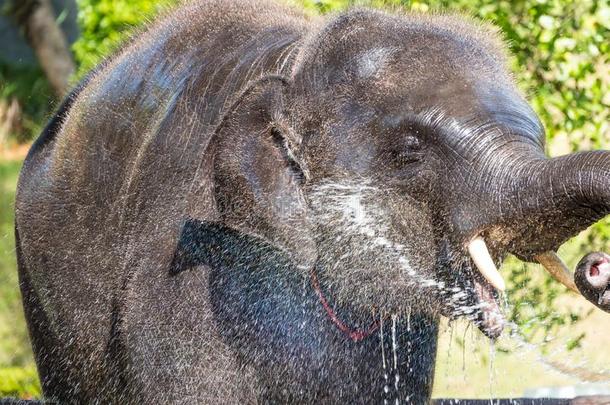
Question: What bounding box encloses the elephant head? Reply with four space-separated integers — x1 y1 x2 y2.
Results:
212 9 609 339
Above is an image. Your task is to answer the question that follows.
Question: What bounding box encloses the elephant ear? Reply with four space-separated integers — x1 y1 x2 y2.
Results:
211 76 316 267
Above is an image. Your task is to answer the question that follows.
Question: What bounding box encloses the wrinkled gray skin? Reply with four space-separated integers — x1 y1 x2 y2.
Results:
14 1 610 403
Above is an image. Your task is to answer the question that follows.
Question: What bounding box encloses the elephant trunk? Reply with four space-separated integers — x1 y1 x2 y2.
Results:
483 149 610 294
457 149 609 295
443 144 610 293
510 150 610 261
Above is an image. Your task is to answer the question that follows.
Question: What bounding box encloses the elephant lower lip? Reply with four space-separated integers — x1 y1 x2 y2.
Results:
473 279 505 339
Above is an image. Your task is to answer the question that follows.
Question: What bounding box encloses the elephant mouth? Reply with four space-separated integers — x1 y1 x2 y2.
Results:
439 266 504 339
471 275 504 339
467 236 505 338
438 236 506 339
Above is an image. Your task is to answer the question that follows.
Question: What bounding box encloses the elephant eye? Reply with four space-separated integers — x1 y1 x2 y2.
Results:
403 135 421 151
386 152 420 167
382 135 423 166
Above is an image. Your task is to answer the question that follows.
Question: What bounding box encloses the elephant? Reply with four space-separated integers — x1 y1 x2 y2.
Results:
14 0 610 403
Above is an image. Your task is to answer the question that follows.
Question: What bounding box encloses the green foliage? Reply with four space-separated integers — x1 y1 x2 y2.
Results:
73 0 177 75
0 64 51 142
506 255 594 352
297 0 349 14
0 366 41 399
0 1 55 142
0 159 32 370
0 158 37 400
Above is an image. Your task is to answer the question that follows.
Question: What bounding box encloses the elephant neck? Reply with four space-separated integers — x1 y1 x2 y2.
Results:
307 264 440 403
172 219 439 402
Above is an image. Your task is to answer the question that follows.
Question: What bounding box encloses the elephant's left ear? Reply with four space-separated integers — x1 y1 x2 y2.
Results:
211 75 314 261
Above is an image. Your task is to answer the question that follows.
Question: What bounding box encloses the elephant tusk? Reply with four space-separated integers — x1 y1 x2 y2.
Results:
467 237 506 291
534 251 579 294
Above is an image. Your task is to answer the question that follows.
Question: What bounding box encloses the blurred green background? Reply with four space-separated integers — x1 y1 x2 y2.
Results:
0 0 608 399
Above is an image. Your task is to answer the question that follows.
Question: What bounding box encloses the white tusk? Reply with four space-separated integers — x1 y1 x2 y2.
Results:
467 237 506 291
534 251 579 294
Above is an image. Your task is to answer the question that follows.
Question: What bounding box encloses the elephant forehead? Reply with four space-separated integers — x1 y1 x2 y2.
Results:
353 47 395 80
293 9 545 149
294 9 511 91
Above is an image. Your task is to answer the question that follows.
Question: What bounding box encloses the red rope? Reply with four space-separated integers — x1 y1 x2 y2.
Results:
310 268 380 342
